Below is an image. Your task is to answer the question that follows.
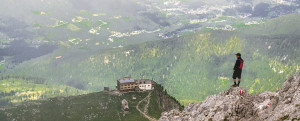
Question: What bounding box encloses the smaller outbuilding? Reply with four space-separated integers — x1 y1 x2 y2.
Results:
135 79 154 91
104 87 110 91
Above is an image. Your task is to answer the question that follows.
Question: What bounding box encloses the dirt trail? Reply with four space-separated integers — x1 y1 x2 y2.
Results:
144 92 150 114
136 92 157 121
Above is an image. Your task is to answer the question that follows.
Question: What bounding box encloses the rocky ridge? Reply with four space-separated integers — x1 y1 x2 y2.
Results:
159 71 300 121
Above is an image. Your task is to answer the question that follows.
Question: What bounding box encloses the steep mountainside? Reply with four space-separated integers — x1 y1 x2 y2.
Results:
159 71 300 121
1 0 300 107
0 84 183 121
6 13 300 105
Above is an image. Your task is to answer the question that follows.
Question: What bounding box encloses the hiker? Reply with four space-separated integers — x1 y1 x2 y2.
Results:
233 53 244 87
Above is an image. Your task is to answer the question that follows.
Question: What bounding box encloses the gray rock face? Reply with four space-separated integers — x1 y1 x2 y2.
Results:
121 99 129 111
159 71 300 121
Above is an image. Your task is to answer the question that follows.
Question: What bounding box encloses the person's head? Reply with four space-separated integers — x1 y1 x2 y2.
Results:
235 53 241 58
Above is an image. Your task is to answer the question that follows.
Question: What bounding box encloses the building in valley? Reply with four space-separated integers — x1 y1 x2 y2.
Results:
116 77 155 92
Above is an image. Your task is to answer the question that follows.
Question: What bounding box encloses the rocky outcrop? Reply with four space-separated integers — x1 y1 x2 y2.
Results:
153 84 184 112
159 71 300 121
121 99 129 111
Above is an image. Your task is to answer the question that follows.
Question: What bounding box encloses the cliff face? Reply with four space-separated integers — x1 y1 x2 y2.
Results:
153 84 184 112
159 71 300 121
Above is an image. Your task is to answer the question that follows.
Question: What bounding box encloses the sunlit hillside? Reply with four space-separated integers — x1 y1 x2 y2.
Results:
1 0 300 107
5 14 300 105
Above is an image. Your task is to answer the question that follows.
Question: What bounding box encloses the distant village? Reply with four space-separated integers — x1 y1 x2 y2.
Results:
105 77 155 92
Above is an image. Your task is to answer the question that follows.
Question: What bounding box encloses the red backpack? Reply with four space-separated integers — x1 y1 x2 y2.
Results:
239 59 244 69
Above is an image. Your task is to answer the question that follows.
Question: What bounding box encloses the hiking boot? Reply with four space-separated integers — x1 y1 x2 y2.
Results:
237 82 240 87
233 82 237 87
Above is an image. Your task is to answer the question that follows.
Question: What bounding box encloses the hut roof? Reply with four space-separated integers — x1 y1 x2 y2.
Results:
118 77 135 83
136 79 152 84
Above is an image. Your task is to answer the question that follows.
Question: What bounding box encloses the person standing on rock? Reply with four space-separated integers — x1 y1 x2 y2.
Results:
233 53 244 87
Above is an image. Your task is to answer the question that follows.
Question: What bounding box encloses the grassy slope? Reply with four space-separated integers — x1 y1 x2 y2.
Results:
241 14 300 36
0 91 147 121
6 14 300 105
0 76 87 107
0 84 182 121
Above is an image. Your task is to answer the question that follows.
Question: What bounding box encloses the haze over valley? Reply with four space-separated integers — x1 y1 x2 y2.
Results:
0 0 300 109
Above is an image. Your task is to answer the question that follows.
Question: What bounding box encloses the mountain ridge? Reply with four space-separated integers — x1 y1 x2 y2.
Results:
159 71 300 121
3 13 300 106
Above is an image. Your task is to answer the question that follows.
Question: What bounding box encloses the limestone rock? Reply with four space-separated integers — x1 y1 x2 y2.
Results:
159 71 300 121
121 99 129 111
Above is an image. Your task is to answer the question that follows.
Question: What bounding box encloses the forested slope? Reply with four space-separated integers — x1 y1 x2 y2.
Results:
5 14 300 105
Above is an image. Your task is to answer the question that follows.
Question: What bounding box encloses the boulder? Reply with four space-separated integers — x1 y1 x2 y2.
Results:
121 99 129 111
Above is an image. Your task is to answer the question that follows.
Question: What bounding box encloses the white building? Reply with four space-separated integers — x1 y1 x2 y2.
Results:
136 79 154 91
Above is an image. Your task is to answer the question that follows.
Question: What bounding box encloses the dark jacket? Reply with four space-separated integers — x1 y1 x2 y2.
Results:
234 57 243 71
